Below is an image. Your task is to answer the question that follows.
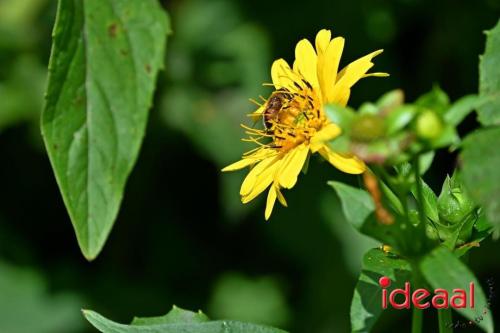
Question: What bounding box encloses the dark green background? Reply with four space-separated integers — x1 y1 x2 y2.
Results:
0 0 499 332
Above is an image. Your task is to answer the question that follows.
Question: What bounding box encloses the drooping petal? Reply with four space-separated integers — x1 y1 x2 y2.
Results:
319 37 345 103
293 39 319 89
240 156 277 196
315 29 331 54
318 146 365 174
265 185 278 220
278 144 309 189
276 187 288 207
222 148 275 172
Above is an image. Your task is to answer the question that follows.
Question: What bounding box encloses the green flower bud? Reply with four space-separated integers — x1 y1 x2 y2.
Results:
350 114 386 142
437 174 476 225
415 109 443 140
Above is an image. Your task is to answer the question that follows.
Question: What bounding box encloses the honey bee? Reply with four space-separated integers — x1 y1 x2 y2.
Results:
263 90 292 129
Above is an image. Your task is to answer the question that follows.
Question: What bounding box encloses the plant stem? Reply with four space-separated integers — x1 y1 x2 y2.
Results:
438 308 453 333
411 264 425 333
412 307 424 333
412 155 427 228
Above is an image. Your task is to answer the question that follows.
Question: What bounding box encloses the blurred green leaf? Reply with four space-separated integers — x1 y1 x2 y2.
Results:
41 0 170 259
444 95 481 127
161 0 271 221
420 246 494 333
478 19 500 126
386 105 416 135
0 56 46 131
328 181 374 229
0 261 83 333
415 86 450 114
461 127 500 231
209 273 290 327
351 248 411 333
84 306 288 333
0 0 48 49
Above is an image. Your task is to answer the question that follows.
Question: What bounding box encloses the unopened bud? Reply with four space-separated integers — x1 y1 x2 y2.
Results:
437 174 476 225
415 109 443 140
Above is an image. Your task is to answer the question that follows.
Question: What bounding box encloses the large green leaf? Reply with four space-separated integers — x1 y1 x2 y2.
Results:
461 127 500 230
351 248 411 333
41 0 170 259
420 246 494 333
478 19 500 125
83 306 288 333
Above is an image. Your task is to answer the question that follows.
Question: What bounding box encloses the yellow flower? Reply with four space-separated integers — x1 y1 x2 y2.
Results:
222 29 388 220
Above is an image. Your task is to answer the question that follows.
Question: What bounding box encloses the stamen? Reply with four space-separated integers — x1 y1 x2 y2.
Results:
249 98 263 107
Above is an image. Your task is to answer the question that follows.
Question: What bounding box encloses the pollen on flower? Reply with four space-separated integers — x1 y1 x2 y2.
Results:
244 80 326 154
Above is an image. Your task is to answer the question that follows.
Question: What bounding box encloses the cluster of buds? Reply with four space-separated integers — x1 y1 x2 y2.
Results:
326 88 459 165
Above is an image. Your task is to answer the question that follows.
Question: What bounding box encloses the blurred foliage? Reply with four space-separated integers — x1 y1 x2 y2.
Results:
0 0 499 332
208 272 290 327
161 0 271 221
0 261 84 333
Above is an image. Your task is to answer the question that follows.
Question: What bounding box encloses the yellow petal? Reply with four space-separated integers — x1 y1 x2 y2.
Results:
278 144 309 189
319 146 366 174
241 158 282 203
337 89 351 107
310 123 341 146
293 39 319 89
319 37 344 103
271 59 297 91
265 185 277 220
315 29 331 54
336 49 384 88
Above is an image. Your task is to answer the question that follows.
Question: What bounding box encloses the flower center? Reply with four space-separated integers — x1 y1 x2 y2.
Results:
264 88 325 152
